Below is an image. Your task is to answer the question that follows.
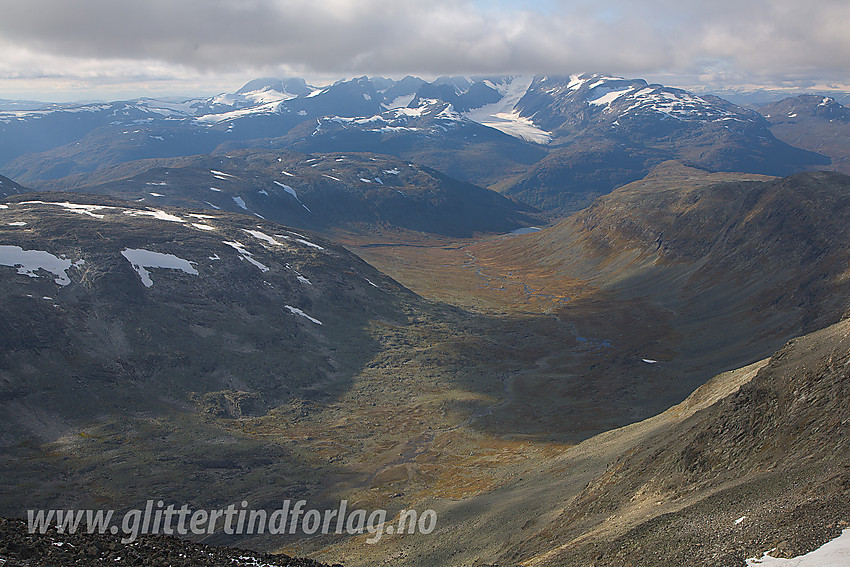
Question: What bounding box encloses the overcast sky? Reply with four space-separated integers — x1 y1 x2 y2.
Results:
1 0 848 101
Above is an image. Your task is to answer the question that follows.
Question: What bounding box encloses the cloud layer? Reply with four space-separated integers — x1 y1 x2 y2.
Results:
1 0 848 95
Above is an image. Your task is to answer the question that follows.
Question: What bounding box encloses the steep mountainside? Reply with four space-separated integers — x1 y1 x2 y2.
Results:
475 166 850 402
500 314 850 566
0 175 26 198
571 169 850 329
759 95 850 173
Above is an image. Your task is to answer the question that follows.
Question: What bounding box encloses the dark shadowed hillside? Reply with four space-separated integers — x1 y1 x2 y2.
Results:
485 166 850 380
20 151 540 239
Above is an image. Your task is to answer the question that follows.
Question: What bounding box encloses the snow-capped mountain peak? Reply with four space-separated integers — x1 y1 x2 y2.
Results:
513 74 763 135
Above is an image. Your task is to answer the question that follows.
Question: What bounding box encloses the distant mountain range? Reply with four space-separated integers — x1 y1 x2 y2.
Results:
757 94 850 174
0 74 836 217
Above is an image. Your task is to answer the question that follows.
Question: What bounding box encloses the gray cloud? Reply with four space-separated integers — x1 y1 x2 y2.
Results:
0 0 848 90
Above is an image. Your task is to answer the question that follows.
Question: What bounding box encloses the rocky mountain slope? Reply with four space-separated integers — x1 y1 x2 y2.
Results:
437 165 850 450
513 313 850 566
565 167 850 336
0 517 335 566
0 193 415 446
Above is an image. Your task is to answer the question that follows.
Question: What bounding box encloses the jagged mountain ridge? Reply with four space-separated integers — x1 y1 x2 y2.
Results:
0 74 828 216
494 75 828 213
517 75 763 133
0 73 799 147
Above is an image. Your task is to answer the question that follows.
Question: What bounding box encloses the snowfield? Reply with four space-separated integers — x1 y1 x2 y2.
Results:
746 529 850 566
222 240 269 272
243 229 286 247
121 248 198 288
463 75 553 144
273 181 311 212
0 245 76 286
284 305 322 325
20 200 110 219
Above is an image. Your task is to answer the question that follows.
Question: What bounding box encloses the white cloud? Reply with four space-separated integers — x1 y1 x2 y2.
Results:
0 0 848 98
